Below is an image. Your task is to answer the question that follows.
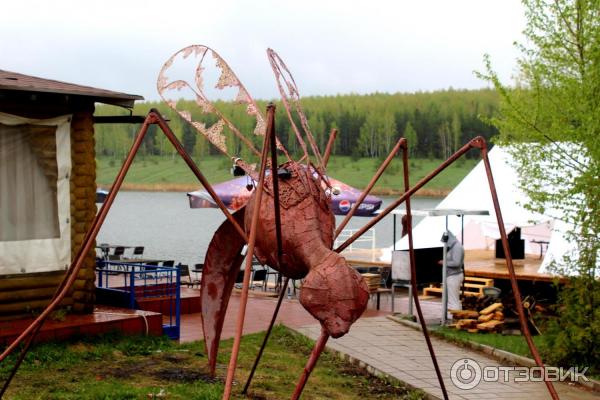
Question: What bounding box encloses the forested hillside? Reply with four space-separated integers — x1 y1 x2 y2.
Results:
95 88 499 162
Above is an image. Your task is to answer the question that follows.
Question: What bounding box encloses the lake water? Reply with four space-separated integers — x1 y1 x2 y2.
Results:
97 192 441 266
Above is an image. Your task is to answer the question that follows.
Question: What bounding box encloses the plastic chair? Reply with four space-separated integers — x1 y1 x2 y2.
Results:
158 260 175 279
145 261 159 278
380 266 392 288
193 263 204 271
132 246 144 258
98 243 110 259
235 269 245 289
191 263 204 282
251 268 268 291
113 246 125 259
179 264 200 288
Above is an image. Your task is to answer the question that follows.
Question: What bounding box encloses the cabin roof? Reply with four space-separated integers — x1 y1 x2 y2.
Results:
0 69 143 108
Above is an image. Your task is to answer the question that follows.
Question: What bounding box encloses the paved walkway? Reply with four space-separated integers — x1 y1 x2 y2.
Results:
297 317 598 400
174 289 597 399
177 291 389 342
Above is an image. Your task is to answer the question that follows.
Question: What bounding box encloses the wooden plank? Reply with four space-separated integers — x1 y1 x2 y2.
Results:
345 258 387 267
0 272 64 291
477 319 504 331
424 287 481 297
464 276 494 285
464 283 491 289
477 313 495 323
456 319 478 329
0 298 74 315
480 302 503 315
450 310 480 319
0 287 57 303
423 287 442 296
493 311 504 321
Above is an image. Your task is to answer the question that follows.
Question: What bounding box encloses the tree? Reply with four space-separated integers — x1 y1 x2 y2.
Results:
480 0 599 373
437 121 451 159
181 120 196 156
142 123 157 156
381 111 397 155
358 113 382 158
451 112 462 154
308 113 326 154
94 89 501 159
403 121 417 157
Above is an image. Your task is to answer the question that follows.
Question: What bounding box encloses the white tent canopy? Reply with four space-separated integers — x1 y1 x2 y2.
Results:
381 146 567 274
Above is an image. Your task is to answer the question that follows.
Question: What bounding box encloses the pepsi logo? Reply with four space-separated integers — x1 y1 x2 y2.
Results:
339 200 351 213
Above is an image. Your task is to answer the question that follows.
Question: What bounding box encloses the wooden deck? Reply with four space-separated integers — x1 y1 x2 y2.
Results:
464 250 566 283
344 248 566 283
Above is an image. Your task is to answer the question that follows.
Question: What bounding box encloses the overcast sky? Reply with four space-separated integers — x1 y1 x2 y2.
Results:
1 0 525 102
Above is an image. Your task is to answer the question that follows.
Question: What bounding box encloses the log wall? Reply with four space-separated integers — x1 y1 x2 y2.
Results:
69 104 97 313
0 101 97 318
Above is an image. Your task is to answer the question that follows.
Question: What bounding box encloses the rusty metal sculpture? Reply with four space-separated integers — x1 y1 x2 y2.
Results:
157 46 373 399
0 45 559 400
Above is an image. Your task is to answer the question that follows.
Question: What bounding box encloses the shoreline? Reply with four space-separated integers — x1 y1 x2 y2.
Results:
97 183 450 197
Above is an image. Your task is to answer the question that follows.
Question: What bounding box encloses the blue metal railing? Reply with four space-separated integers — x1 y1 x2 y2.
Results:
95 261 181 339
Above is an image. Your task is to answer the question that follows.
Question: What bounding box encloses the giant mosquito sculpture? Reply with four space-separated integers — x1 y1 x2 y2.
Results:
0 45 558 400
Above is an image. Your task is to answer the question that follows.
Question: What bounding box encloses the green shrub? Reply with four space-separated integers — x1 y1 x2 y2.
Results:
544 277 600 376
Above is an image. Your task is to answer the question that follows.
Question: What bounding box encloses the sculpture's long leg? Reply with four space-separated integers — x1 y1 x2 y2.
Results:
222 104 274 400
479 141 558 400
269 107 284 268
322 128 337 168
291 328 329 400
242 103 286 394
335 137 406 238
242 276 290 395
400 141 449 400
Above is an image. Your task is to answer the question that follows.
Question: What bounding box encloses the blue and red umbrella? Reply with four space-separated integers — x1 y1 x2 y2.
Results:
187 176 381 217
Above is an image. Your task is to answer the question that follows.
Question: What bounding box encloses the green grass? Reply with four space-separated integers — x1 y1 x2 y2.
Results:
1 326 424 400
96 155 477 193
432 326 552 359
96 156 233 187
433 327 600 381
326 156 476 194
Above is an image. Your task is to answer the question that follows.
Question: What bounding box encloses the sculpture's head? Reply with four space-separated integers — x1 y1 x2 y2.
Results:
299 253 369 338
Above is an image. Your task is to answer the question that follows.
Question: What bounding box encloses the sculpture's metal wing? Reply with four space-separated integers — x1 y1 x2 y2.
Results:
157 45 288 175
267 49 324 172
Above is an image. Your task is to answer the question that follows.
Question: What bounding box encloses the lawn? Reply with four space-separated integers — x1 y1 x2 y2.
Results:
96 155 477 194
432 326 551 359
0 326 424 400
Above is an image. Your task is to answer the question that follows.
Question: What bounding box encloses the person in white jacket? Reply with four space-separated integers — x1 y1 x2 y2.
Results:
439 231 464 315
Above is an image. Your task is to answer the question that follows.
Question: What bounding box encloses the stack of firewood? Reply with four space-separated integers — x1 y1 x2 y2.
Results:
361 273 381 293
450 302 505 333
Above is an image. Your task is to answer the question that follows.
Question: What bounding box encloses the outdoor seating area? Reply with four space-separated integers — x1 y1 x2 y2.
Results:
96 243 145 260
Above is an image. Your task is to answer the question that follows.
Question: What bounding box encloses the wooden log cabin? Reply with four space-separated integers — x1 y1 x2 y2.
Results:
0 69 142 319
